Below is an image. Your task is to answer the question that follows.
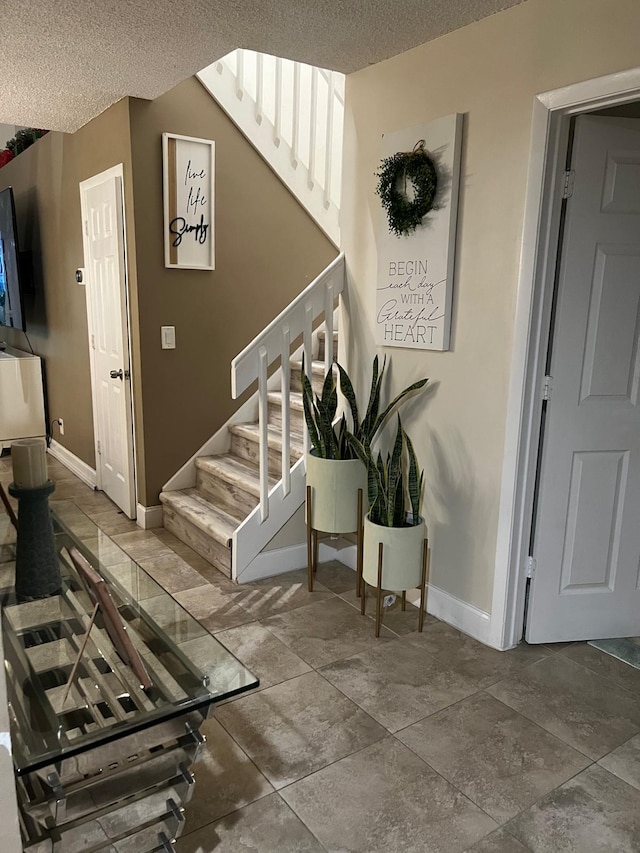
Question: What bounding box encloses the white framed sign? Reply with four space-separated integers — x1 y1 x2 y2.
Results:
162 132 215 270
375 113 462 350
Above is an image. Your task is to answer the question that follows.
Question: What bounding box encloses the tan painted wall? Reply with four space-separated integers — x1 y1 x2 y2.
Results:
128 78 336 504
1 80 335 509
0 101 135 469
341 0 640 613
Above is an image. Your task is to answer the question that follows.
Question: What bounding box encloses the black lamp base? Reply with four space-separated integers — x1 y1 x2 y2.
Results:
8 480 61 602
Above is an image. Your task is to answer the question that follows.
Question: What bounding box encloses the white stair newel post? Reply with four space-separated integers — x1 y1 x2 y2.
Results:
258 346 269 522
324 282 334 375
236 50 244 100
308 67 319 189
303 304 314 459
291 63 301 168
324 73 336 209
281 326 291 497
274 57 282 146
255 52 264 124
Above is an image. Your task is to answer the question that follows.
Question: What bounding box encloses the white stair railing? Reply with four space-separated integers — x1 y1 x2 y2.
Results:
197 50 344 246
230 252 345 579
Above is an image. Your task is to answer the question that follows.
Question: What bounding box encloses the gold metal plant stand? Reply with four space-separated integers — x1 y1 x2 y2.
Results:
306 486 364 594
361 537 429 637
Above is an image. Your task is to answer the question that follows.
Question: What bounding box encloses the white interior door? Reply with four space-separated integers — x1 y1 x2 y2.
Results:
526 115 640 643
80 168 136 518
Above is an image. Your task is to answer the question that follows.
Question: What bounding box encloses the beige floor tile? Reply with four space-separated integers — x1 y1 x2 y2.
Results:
281 737 497 853
405 622 550 688
320 637 481 733
487 655 640 759
133 595 208 644
107 560 165 602
463 828 533 852
173 585 254 633
136 552 208 594
112 529 175 561
88 509 139 536
176 793 325 852
560 642 640 696
598 733 640 791
262 596 395 668
506 765 640 853
215 671 387 788
181 717 273 832
340 585 435 636
312 559 358 593
237 569 334 620
397 692 590 823
215 621 311 691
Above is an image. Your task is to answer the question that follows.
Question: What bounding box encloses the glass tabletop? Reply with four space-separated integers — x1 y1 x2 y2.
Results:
0 501 258 775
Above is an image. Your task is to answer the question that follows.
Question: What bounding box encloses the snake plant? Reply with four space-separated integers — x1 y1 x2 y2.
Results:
301 354 428 460
347 415 424 527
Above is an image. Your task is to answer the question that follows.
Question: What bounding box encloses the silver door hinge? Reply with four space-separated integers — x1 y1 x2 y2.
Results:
543 374 553 401
91 333 95 350
526 556 536 579
562 170 575 199
97 439 101 455
84 219 89 236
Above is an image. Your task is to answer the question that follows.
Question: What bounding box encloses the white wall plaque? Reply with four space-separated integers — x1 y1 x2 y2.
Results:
375 114 462 350
162 133 215 270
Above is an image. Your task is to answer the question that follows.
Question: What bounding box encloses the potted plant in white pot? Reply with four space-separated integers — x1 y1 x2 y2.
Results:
348 414 428 637
301 356 427 592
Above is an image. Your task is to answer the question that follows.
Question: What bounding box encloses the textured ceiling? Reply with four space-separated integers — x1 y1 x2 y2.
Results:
0 0 525 133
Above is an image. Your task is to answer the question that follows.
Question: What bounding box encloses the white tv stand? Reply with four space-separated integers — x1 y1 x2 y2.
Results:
0 346 46 452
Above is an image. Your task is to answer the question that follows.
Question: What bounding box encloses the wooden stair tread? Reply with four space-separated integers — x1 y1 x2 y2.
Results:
267 390 304 410
196 453 277 495
289 359 333 374
159 489 241 546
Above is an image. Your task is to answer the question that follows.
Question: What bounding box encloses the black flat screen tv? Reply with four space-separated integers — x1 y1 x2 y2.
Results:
0 186 26 332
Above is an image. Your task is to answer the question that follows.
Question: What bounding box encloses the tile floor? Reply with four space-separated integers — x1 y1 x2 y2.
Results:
2 454 640 852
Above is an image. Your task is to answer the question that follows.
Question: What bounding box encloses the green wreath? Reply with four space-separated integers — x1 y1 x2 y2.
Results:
375 141 438 237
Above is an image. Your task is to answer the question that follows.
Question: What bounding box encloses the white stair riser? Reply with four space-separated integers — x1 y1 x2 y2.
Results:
196 467 259 518
163 505 231 575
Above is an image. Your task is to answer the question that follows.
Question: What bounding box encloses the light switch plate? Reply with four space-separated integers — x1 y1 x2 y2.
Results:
161 326 176 349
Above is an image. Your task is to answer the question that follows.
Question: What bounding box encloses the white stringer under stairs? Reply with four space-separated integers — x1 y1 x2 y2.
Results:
198 49 344 245
160 253 344 583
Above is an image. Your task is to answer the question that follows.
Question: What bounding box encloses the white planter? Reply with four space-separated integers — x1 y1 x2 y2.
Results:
305 452 367 534
363 513 425 591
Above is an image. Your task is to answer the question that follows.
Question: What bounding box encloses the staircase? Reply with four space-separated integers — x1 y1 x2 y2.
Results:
198 49 344 246
160 254 344 582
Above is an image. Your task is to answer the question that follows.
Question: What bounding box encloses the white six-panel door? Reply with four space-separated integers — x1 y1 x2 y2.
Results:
526 115 640 642
80 169 135 518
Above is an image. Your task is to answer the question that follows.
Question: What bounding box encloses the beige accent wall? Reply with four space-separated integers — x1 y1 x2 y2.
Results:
341 0 640 613
128 78 336 505
0 101 135 469
1 80 335 510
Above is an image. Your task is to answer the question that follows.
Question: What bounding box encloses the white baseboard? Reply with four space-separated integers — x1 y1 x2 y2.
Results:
408 583 491 646
235 537 492 646
137 503 163 530
47 440 96 489
236 540 336 584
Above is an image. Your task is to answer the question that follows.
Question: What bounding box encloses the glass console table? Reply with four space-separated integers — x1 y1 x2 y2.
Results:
0 502 258 852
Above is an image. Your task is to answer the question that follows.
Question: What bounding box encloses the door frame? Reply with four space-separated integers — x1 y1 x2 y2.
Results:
489 67 640 651
79 163 137 517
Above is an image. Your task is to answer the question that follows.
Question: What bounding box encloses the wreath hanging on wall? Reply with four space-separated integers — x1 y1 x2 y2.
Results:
375 140 438 237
